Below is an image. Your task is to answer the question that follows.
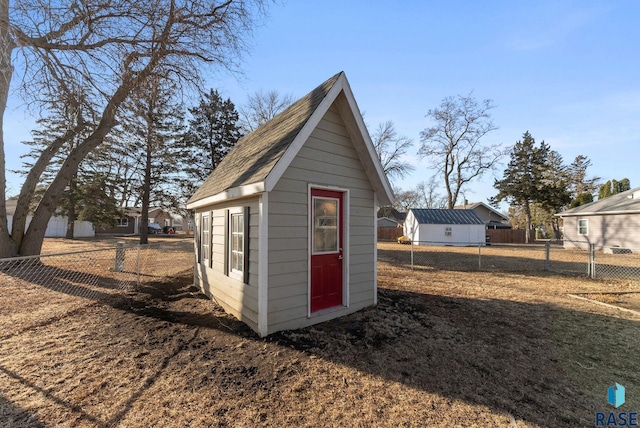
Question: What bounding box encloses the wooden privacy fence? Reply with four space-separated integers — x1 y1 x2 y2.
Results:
377 227 404 241
485 228 527 244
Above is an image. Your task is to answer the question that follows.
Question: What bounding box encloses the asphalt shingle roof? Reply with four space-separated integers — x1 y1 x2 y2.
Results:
557 187 640 216
187 72 343 205
409 209 484 225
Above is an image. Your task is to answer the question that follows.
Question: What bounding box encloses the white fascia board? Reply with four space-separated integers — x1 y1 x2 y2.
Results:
556 209 640 217
264 76 346 193
186 182 265 210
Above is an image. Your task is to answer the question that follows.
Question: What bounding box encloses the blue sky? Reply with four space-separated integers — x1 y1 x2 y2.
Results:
4 1 640 206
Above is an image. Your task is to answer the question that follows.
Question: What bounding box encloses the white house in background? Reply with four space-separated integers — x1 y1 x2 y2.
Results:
404 208 485 246
186 72 393 337
5 199 95 238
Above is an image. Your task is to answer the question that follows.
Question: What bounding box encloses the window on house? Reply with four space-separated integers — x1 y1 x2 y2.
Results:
201 214 210 265
230 212 244 276
116 218 129 227
578 219 588 236
445 226 452 237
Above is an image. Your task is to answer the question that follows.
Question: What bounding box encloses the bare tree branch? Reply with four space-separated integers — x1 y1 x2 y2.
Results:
419 93 504 209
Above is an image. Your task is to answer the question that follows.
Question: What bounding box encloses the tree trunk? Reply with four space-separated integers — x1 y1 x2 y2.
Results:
18 47 164 256
523 201 532 244
0 0 18 258
11 123 84 249
19 83 136 255
139 144 151 245
65 174 77 239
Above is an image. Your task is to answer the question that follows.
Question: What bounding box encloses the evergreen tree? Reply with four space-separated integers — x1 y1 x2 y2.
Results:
569 192 594 208
539 150 571 238
122 76 185 244
493 132 553 243
17 91 121 237
566 155 600 206
598 178 631 199
176 89 241 203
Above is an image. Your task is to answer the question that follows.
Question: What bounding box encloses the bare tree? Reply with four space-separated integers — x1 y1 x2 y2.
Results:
392 178 446 211
371 120 414 181
239 89 293 133
419 93 503 209
0 0 267 257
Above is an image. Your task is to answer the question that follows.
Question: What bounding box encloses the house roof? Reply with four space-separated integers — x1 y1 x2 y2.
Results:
556 187 640 217
377 207 406 221
453 201 509 222
408 208 484 225
187 72 394 209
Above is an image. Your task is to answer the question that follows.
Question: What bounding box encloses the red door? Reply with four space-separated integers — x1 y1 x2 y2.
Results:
310 189 344 312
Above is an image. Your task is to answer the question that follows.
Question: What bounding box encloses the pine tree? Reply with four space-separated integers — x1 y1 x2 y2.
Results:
598 178 631 199
493 132 553 243
121 76 185 244
176 89 241 203
16 91 121 237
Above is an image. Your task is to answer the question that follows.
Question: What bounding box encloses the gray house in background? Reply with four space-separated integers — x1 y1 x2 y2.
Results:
556 187 640 251
186 72 393 337
454 201 510 229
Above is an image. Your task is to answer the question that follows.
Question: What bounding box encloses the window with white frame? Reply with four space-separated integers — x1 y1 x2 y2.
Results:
230 212 244 276
445 226 452 237
201 214 210 265
116 218 129 227
578 219 588 236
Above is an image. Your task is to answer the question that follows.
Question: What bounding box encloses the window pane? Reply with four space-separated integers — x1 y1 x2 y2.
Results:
313 198 338 253
230 213 244 273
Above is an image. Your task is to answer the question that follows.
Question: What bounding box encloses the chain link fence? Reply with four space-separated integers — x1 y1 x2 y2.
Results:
0 239 194 338
378 240 640 283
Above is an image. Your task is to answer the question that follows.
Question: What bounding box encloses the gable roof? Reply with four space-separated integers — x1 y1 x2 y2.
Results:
453 201 509 222
377 207 406 222
556 186 640 217
408 208 484 225
187 72 393 209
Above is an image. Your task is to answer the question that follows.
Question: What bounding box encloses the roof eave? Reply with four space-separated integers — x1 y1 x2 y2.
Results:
186 182 265 210
556 209 640 217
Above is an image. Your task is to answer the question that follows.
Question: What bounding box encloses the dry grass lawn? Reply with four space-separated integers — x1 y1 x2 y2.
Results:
0 239 639 427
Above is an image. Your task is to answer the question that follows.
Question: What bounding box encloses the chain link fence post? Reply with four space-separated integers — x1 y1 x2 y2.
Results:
589 243 596 279
115 242 125 272
136 245 142 286
410 240 414 270
544 241 550 271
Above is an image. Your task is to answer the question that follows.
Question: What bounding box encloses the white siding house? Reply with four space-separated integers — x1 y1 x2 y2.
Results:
186 72 393 337
6 199 95 238
404 209 485 246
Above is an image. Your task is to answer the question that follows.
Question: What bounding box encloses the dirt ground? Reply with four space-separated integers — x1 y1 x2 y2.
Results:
1 240 639 427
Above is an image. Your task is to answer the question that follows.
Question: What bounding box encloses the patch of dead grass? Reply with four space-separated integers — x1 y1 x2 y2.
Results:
0 239 639 427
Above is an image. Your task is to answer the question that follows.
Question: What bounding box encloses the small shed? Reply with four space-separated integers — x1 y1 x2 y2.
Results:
186 72 393 337
556 186 640 251
404 208 485 246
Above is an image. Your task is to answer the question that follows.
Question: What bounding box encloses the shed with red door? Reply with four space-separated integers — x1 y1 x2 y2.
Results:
186 72 393 337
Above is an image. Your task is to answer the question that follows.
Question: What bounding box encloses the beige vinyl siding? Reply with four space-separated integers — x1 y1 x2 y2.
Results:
563 214 640 250
267 103 376 334
194 197 260 332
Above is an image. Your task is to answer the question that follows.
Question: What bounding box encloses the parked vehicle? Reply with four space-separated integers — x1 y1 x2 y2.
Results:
147 222 162 234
